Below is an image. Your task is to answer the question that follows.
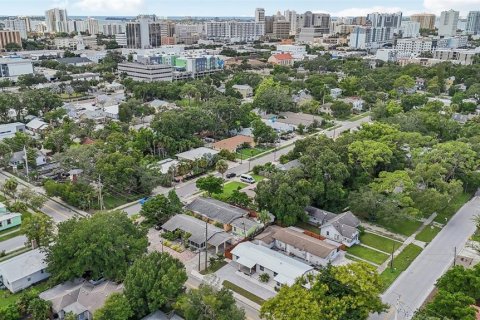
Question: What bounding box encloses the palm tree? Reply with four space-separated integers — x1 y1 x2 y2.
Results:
258 209 271 225
216 160 228 180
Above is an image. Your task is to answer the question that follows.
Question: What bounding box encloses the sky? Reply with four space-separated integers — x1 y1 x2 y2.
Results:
3 0 480 17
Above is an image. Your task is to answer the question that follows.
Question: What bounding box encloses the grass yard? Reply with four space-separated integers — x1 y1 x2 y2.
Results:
200 260 227 275
360 232 402 253
434 192 471 223
103 194 143 210
471 229 480 242
250 174 265 183
0 281 51 308
222 181 248 196
295 221 321 235
378 219 423 237
222 280 265 306
0 225 21 237
347 245 389 265
348 112 371 121
380 244 423 291
236 147 272 160
415 225 442 243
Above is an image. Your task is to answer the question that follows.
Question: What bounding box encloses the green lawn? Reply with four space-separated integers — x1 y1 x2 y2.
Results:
250 174 265 183
222 182 248 197
415 225 442 243
200 260 227 275
222 280 265 305
0 281 51 308
378 219 423 237
360 232 402 253
471 229 480 242
103 194 142 210
0 225 21 237
236 147 272 160
295 221 321 234
0 229 25 243
434 192 471 223
380 244 423 291
348 112 371 121
347 245 389 265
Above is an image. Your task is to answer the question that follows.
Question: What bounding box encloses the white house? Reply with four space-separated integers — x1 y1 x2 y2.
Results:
175 147 219 162
330 88 342 99
342 97 365 112
0 122 26 140
25 118 49 135
103 105 119 120
272 227 342 266
9 149 47 168
231 241 315 289
306 206 361 247
0 249 50 293
232 84 253 98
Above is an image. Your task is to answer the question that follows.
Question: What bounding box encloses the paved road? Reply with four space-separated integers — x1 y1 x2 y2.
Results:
123 117 371 216
0 235 27 253
371 196 480 320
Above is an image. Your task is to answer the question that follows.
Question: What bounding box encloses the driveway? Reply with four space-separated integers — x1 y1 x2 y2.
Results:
0 235 27 253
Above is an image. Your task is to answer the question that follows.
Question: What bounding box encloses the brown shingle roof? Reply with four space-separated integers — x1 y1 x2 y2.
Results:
212 135 254 152
272 228 338 258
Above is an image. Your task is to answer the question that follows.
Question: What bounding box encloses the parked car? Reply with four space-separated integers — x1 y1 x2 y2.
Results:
240 174 256 184
139 197 150 205
226 172 236 178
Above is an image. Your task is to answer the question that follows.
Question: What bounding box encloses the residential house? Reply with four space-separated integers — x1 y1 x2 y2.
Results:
0 122 25 140
292 90 313 105
0 202 21 232
9 149 47 168
25 118 48 135
267 53 294 66
254 225 283 247
330 88 342 99
306 206 361 247
103 105 119 120
415 77 426 91
56 57 94 67
232 84 253 98
261 118 296 133
0 249 50 293
272 227 342 266
342 97 365 113
185 197 248 231
231 241 315 288
175 147 219 162
230 217 262 238
212 135 255 153
39 279 123 320
142 311 184 320
161 214 232 253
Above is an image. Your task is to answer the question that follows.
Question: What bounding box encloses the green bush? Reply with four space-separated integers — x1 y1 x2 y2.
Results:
259 273 270 283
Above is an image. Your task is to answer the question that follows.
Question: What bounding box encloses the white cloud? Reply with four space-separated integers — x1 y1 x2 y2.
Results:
73 0 144 14
423 0 480 15
317 6 416 17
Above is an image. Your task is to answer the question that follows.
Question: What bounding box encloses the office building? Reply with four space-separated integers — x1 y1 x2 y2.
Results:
100 21 126 36
126 15 173 49
433 49 478 65
118 62 173 82
255 8 265 23
399 21 420 38
206 21 265 42
395 38 435 54
349 12 402 49
3 17 30 39
115 33 127 47
273 20 291 39
466 11 480 35
45 8 69 33
438 10 459 36
284 10 297 35
410 13 436 30
0 31 22 50
0 58 34 80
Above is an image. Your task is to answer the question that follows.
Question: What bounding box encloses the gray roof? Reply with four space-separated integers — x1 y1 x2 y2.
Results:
305 206 337 224
278 159 301 171
230 217 260 231
323 211 360 239
175 147 219 161
142 311 184 320
161 214 231 246
57 57 93 65
0 249 47 283
329 221 358 239
186 197 248 225
40 279 123 315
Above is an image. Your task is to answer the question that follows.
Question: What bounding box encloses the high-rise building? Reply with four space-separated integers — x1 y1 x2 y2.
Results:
100 21 126 36
45 8 69 33
126 15 172 49
466 11 480 35
273 20 291 39
0 30 22 50
438 10 459 36
3 17 31 39
399 21 420 38
349 12 402 49
206 21 265 42
410 13 436 30
255 8 265 23
284 10 297 34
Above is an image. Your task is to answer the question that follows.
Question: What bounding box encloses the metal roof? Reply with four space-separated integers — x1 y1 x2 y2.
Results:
0 248 48 283
175 147 219 161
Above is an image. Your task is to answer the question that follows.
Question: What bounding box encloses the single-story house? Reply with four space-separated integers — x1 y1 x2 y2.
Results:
292 90 313 104
56 57 94 67
151 158 179 174
175 147 219 162
277 159 301 171
0 249 50 293
9 149 47 168
0 208 21 232
306 206 361 247
0 122 25 140
341 97 365 112
254 225 283 247
262 118 296 133
103 105 119 120
272 227 342 266
232 84 253 98
267 53 294 66
39 279 123 320
25 118 48 134
230 217 262 238
212 135 255 153
185 197 248 231
71 72 100 81
142 311 184 320
161 214 232 253
231 241 315 288
330 88 342 99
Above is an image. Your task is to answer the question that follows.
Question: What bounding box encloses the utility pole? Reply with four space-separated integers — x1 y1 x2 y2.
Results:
390 243 395 270
198 247 201 271
98 175 104 210
23 145 29 181
205 221 208 271
453 246 457 266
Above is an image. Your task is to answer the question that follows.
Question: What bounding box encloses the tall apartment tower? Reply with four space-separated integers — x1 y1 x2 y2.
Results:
410 13 436 30
255 8 266 23
466 11 480 35
3 18 30 39
284 10 297 34
45 8 69 33
438 10 459 36
126 15 165 49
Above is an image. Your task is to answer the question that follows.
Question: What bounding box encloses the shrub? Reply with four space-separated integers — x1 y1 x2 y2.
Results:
259 273 270 283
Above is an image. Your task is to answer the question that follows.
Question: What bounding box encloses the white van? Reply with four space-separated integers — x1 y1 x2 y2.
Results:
240 174 256 184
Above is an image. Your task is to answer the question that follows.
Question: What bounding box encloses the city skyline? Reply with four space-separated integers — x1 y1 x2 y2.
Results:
3 0 480 17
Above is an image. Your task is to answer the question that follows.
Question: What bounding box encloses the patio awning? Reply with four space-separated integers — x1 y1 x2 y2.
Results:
208 232 232 247
236 256 256 269
274 273 295 286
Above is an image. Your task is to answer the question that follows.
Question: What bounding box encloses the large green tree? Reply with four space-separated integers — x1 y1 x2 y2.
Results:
46 210 148 282
22 213 54 248
93 293 133 320
124 252 187 318
196 175 224 196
